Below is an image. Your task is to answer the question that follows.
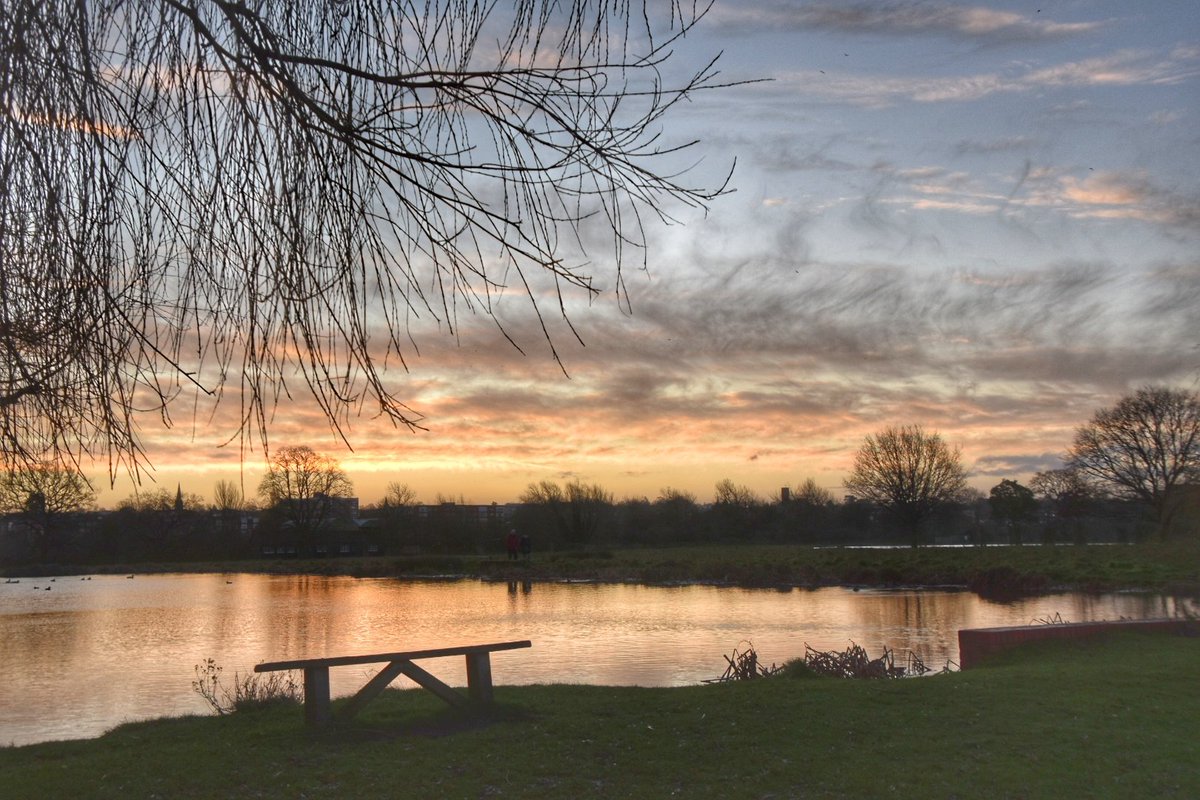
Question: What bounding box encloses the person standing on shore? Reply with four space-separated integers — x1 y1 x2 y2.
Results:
505 529 519 560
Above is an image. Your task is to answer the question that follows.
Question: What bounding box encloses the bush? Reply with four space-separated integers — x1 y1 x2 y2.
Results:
192 659 301 715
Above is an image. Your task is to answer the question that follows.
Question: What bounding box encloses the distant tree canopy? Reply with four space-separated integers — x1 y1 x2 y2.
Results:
211 479 245 513
1 0 731 474
117 486 207 513
713 479 761 508
844 425 967 547
794 478 835 507
0 462 95 559
1067 386 1200 536
988 479 1037 543
1030 467 1095 518
380 482 419 510
0 462 95 516
519 479 612 545
258 446 353 534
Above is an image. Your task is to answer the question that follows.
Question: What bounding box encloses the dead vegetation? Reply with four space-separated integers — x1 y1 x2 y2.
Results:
705 643 785 682
708 642 956 682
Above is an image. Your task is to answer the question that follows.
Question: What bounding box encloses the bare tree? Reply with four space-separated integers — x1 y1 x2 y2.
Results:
520 479 611 544
258 445 353 534
0 462 95 559
713 479 760 507
656 487 697 506
844 425 967 547
212 479 245 512
380 482 419 510
1067 386 1200 537
1030 467 1095 544
793 478 834 506
117 487 206 512
1 1 733 474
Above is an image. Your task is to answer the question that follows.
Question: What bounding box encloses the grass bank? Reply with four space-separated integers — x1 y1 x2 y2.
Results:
12 539 1199 596
3 632 1196 798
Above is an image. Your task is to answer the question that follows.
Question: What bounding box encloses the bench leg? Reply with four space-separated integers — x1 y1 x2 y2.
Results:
465 652 494 704
303 666 332 726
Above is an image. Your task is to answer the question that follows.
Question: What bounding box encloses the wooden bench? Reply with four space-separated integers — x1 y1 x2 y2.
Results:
255 640 532 726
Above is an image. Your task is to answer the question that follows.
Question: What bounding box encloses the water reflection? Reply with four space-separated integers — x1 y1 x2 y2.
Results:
0 574 1192 747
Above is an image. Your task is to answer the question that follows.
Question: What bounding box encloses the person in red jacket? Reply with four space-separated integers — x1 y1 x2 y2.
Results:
505 529 520 560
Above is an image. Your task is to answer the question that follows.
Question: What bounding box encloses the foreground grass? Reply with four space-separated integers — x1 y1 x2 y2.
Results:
4 632 1197 799
17 538 1199 595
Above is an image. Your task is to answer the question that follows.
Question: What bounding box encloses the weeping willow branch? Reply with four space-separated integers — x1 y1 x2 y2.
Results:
0 0 736 476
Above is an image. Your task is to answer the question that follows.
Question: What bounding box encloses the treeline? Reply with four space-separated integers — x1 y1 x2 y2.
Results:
506 481 1145 554
0 481 1150 569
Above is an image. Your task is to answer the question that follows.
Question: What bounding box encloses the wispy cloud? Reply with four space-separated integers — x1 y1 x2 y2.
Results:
765 47 1200 107
1021 170 1200 229
716 2 1104 43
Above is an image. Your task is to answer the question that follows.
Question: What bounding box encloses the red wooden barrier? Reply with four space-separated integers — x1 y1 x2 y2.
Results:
957 618 1198 669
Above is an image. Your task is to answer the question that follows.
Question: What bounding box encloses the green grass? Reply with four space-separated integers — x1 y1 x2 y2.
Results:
478 540 1200 595
9 542 1200 597
3 632 1197 798
8 539 1200 595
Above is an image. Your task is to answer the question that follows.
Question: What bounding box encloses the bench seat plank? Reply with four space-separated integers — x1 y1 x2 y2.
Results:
254 640 531 673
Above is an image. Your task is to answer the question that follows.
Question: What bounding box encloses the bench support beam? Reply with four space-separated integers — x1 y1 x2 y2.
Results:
395 660 470 709
337 660 409 722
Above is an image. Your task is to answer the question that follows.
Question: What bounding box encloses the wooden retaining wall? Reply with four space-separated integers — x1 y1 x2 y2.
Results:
957 618 1199 669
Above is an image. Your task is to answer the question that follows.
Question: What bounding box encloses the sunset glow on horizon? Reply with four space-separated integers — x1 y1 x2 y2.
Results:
89 1 1198 510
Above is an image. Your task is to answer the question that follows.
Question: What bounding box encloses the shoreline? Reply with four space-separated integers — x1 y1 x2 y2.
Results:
5 540 1199 598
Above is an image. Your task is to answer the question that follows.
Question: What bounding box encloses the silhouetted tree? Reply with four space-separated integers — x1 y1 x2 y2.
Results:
519 480 612 546
0 462 95 560
844 425 967 547
365 482 423 552
258 446 353 538
212 480 245 512
654 487 702 543
117 487 206 512
988 479 1037 544
714 479 760 508
1 1 732 473
710 479 768 541
381 483 419 510
793 478 835 507
782 478 836 543
1030 467 1096 544
1067 386 1200 537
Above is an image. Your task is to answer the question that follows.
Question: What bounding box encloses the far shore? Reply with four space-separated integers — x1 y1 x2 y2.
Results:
5 540 1198 597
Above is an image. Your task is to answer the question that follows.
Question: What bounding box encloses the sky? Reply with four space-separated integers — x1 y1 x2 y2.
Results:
94 0 1200 509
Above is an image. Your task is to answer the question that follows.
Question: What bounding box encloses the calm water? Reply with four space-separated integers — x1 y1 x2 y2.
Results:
0 573 1189 747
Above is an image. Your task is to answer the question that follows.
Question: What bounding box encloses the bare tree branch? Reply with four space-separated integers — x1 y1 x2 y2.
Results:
1 0 736 475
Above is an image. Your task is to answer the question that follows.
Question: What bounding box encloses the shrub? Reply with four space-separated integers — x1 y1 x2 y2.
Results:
192 659 301 715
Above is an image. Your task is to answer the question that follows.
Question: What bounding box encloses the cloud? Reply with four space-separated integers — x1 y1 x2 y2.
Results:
716 2 1103 43
1025 171 1200 229
953 136 1036 155
764 47 1200 108
1026 49 1200 88
972 453 1064 478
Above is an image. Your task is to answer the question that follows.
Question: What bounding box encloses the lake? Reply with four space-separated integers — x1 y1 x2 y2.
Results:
0 572 1189 747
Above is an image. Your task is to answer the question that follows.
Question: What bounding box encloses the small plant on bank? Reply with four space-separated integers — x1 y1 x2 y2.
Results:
192 659 301 715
